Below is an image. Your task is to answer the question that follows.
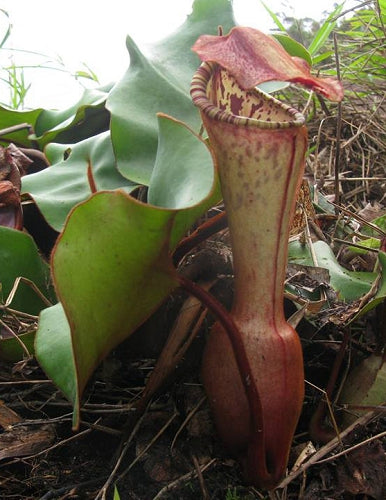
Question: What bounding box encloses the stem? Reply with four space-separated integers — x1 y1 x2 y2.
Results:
310 329 350 442
333 32 342 211
87 160 97 194
173 211 228 265
0 123 32 137
177 275 257 399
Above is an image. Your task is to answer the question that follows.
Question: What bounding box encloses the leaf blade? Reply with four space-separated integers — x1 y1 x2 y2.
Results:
107 0 236 184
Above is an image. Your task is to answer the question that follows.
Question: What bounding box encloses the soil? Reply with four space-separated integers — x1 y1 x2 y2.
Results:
0 280 385 500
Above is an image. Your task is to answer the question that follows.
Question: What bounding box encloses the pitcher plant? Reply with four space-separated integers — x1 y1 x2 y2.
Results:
190 27 343 489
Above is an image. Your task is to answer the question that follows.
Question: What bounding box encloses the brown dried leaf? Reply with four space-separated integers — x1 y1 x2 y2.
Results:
0 423 55 460
336 441 386 499
290 180 317 236
0 401 23 428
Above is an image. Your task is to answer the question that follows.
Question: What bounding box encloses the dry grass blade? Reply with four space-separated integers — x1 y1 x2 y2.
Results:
313 427 386 465
117 412 179 482
152 458 217 500
278 410 380 489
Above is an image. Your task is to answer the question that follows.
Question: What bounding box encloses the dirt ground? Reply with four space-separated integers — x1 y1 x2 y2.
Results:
0 279 385 500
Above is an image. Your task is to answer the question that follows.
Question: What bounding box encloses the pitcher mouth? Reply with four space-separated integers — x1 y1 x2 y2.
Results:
190 62 305 130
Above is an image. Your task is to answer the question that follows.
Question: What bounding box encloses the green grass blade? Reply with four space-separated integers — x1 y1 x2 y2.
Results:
379 0 386 17
312 51 335 65
0 9 11 49
260 0 286 32
308 3 344 56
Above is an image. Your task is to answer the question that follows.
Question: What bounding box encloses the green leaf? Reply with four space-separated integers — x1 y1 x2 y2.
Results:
113 486 121 500
107 0 235 185
74 71 94 80
257 81 290 93
148 114 221 247
288 240 375 302
273 34 312 65
0 226 53 362
0 226 54 315
35 303 79 425
311 51 335 65
380 0 386 17
50 192 179 426
149 115 215 209
339 353 386 427
365 213 386 234
21 131 139 231
36 115 218 424
348 237 380 255
0 84 111 148
0 107 42 148
34 84 112 147
0 330 35 362
308 3 344 57
353 251 386 318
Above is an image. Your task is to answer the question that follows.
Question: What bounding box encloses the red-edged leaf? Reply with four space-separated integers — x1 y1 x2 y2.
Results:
192 27 343 102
